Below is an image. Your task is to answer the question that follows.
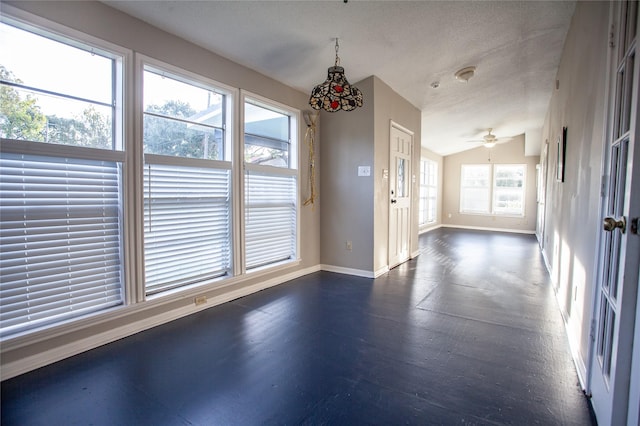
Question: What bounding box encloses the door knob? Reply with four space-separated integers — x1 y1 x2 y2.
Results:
603 216 626 233
391 199 397 204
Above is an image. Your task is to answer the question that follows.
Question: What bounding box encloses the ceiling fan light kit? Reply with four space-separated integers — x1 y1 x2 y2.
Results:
466 128 507 148
482 128 498 147
309 38 363 112
455 66 476 83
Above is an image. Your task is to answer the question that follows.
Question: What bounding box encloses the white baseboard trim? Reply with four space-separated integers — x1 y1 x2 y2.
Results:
1 265 321 381
374 266 390 277
419 223 442 234
541 248 552 274
569 333 589 391
441 224 536 235
410 249 421 259
320 264 376 279
540 243 587 391
553 289 589 391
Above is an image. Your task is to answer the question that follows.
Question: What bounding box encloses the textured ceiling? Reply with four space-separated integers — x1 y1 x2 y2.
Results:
105 0 575 156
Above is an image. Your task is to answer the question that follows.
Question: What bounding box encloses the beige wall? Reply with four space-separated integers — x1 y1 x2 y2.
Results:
1 1 321 379
539 1 609 382
441 135 539 233
372 77 422 272
320 76 420 275
419 147 444 232
320 78 375 272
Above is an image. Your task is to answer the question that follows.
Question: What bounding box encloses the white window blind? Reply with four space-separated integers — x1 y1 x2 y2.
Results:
0 153 123 337
245 169 296 270
143 161 231 294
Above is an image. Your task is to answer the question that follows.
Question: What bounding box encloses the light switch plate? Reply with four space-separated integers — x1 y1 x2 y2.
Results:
358 166 371 177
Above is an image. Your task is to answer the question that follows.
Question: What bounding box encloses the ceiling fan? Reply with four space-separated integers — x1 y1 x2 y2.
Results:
468 128 511 148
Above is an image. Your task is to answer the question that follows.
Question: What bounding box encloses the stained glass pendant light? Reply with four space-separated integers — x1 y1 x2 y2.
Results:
309 38 363 112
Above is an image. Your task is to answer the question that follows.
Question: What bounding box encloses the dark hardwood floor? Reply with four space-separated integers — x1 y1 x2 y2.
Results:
1 228 596 425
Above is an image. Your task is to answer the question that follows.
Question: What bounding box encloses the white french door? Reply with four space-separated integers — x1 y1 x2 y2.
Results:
389 123 413 269
589 2 640 425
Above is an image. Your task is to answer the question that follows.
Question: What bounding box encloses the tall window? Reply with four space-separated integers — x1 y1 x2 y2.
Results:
243 98 297 270
493 165 526 215
419 159 437 225
0 20 125 336
142 66 232 295
0 12 303 339
460 164 526 216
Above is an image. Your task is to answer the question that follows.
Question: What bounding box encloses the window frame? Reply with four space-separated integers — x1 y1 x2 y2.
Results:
0 6 305 343
0 10 133 338
239 91 300 275
460 164 492 215
419 158 438 225
492 164 527 216
460 163 526 217
138 56 237 298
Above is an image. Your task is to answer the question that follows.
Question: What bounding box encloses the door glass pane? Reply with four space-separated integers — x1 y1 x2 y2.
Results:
596 296 616 380
615 67 626 138
622 53 635 135
397 158 405 197
624 1 638 55
604 306 616 378
597 296 608 361
610 140 629 300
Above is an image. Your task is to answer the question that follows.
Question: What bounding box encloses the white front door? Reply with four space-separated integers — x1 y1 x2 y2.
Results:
389 123 413 269
589 2 640 424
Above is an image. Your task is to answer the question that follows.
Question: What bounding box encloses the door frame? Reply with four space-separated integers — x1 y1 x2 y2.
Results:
388 121 414 269
536 140 550 248
586 2 640 424
629 271 640 425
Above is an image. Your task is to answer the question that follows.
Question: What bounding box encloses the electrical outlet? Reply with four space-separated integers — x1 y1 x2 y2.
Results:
346 240 352 251
195 295 207 306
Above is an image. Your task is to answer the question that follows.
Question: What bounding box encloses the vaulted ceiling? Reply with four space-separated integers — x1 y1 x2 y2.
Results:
105 0 575 156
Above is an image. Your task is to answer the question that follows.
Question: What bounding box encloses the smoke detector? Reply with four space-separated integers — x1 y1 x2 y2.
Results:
454 66 476 82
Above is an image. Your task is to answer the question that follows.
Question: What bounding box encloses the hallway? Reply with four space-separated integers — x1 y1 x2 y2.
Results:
1 229 595 425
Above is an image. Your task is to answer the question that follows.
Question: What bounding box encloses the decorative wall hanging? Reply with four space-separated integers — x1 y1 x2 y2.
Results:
303 111 318 208
556 127 567 182
309 38 363 112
